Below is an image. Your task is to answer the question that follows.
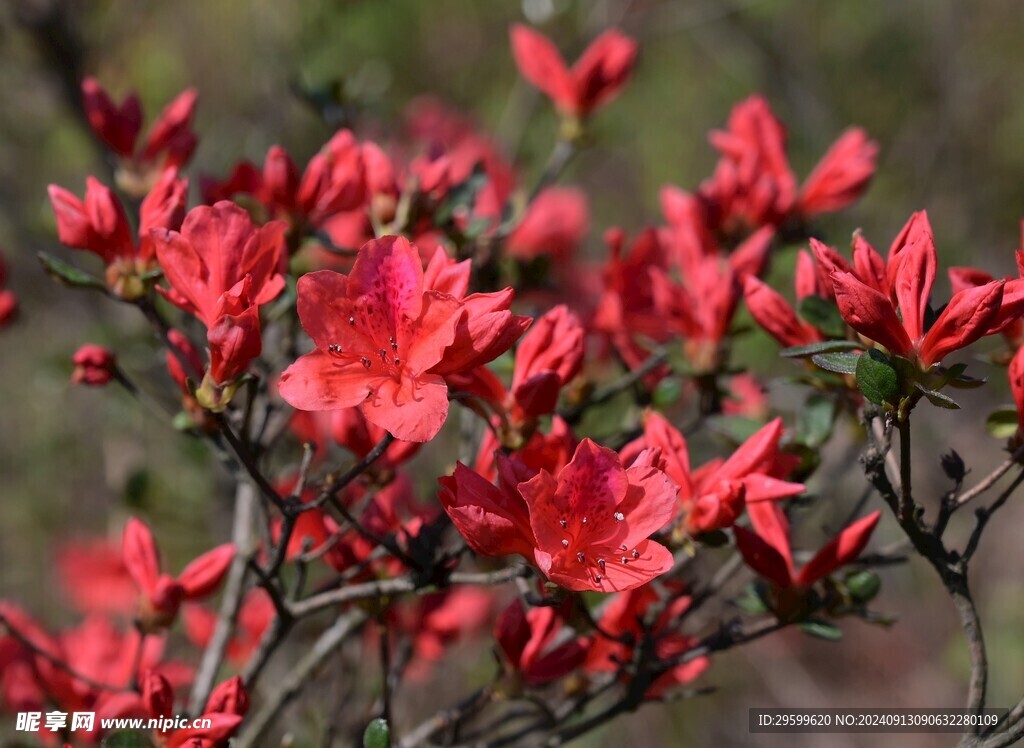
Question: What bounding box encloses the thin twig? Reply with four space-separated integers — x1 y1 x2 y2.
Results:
187 482 257 715
956 443 1024 508
290 566 530 619
233 609 368 748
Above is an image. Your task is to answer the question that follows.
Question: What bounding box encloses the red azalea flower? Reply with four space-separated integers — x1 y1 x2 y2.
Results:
510 25 638 119
82 78 198 173
495 598 586 686
622 413 804 535
279 236 529 442
823 212 1024 367
153 201 287 327
697 95 877 233
735 503 881 589
48 169 188 297
122 517 235 631
519 439 676 593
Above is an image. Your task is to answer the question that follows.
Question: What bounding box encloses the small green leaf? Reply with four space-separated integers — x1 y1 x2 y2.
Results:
172 411 196 431
855 350 899 405
434 166 488 226
798 393 836 447
798 620 843 641
810 351 859 374
798 296 848 338
651 377 683 408
364 718 391 748
844 571 881 603
736 584 770 615
780 339 861 358
914 382 960 409
986 407 1019 438
947 372 987 389
38 251 107 290
706 415 763 444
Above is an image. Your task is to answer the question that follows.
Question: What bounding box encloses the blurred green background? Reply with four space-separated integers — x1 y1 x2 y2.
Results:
4 1 1024 746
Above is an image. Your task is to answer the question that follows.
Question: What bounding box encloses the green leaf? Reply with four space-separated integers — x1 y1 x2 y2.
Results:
797 296 847 338
364 718 390 748
38 251 106 291
844 571 881 603
736 584 769 615
798 393 836 447
798 620 843 641
780 339 861 358
986 407 1019 438
855 350 899 405
914 382 960 409
810 351 859 374
651 377 683 408
947 372 987 389
706 415 763 444
434 166 488 226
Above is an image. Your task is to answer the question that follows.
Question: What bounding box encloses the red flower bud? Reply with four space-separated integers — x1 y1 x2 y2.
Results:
71 345 117 386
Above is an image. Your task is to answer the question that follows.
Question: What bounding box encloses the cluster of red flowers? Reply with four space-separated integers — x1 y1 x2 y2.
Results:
7 17 1024 748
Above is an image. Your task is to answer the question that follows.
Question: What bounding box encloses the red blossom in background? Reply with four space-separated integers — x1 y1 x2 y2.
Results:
510 24 638 120
183 590 274 666
143 671 246 747
81 77 197 179
495 598 586 686
71 344 117 386
0 252 18 329
585 586 709 698
55 538 137 617
684 95 878 235
122 518 234 631
506 187 589 261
